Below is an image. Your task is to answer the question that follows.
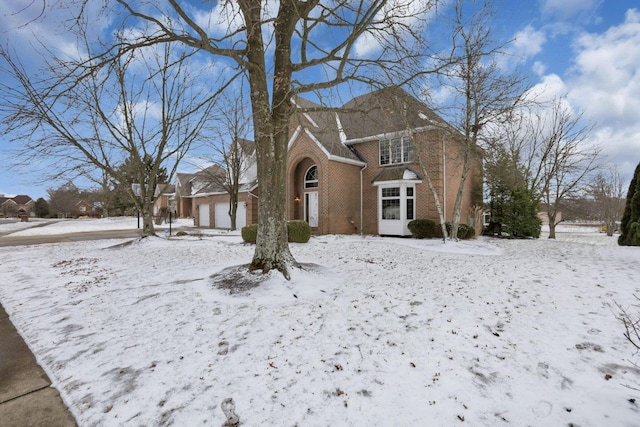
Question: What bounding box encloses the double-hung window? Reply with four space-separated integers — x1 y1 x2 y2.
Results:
380 136 414 166
381 187 401 220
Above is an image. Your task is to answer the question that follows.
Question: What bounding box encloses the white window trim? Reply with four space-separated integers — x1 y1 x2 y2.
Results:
373 179 421 236
379 136 414 166
304 165 319 189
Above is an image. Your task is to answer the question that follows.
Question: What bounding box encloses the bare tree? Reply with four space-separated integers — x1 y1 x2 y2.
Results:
590 168 625 237
615 296 640 394
95 0 443 277
527 98 601 238
47 182 82 218
432 0 528 239
0 38 222 236
197 94 255 231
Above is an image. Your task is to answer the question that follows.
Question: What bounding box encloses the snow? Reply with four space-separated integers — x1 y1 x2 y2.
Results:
1 219 639 426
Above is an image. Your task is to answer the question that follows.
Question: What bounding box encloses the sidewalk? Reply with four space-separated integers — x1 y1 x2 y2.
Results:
0 303 77 427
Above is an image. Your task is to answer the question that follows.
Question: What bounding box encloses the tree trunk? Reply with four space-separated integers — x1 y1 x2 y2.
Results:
141 203 156 237
547 211 556 239
229 199 237 231
606 220 615 237
242 0 298 278
250 129 297 277
450 141 472 240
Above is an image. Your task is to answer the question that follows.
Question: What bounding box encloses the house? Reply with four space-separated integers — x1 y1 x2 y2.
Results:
75 199 102 218
187 159 259 230
150 183 178 223
180 88 482 236
0 195 35 218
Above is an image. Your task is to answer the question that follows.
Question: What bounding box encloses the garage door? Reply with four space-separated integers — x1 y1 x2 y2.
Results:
215 202 246 229
198 204 210 227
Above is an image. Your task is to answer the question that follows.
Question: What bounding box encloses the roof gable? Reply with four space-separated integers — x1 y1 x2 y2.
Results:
339 87 448 142
11 195 34 205
291 88 451 162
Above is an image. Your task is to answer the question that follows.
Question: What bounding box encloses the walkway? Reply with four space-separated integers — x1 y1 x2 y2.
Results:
0 303 77 427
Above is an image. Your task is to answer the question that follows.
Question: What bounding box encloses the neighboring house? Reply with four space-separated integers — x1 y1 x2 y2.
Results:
188 162 259 230
179 87 482 236
0 195 35 218
538 210 562 225
152 184 177 222
75 200 93 217
174 173 196 219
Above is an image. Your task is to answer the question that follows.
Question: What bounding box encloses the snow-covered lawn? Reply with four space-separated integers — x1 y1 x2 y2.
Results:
0 220 639 426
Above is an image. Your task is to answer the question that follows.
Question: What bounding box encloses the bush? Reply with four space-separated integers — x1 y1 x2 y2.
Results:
408 219 437 239
619 161 640 246
287 220 311 243
240 221 311 244
241 224 258 243
456 223 476 239
437 222 475 240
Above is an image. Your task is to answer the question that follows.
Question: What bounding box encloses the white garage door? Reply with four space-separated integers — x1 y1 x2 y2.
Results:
215 202 246 229
198 204 210 227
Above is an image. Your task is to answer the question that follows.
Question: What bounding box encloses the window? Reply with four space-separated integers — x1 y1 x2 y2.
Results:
406 187 414 220
379 136 414 165
382 187 400 220
79 205 86 212
379 185 416 222
304 165 318 188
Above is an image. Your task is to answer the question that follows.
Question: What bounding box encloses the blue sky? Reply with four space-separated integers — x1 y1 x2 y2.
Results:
1 0 639 200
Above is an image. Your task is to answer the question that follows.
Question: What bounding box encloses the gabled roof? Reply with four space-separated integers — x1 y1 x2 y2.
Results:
291 88 450 163
292 97 363 163
176 172 196 189
11 195 34 205
189 165 227 195
371 165 423 183
157 183 176 195
236 138 256 157
339 87 449 142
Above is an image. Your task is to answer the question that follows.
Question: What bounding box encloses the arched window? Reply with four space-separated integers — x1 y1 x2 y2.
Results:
304 165 318 188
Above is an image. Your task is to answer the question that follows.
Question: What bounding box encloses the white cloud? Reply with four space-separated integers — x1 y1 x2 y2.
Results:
540 0 599 18
526 73 568 103
354 0 436 58
533 8 640 182
532 61 547 76
0 1 109 63
193 1 244 37
567 9 640 126
512 25 547 60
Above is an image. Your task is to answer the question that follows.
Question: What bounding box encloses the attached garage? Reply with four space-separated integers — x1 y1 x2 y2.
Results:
198 204 210 227
215 202 246 229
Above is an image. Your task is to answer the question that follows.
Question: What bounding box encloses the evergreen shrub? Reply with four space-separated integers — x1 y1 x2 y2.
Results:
241 224 258 243
287 220 311 243
436 222 476 239
241 221 311 244
408 219 437 239
619 161 640 246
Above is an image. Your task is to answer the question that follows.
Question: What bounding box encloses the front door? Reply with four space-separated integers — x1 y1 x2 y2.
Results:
304 192 318 227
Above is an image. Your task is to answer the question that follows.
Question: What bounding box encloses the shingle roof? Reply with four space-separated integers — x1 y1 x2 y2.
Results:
339 87 448 142
190 165 227 195
11 195 34 205
371 165 423 183
292 97 363 163
292 88 448 162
